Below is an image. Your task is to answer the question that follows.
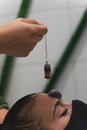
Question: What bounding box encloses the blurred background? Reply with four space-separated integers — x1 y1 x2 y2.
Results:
0 0 87 107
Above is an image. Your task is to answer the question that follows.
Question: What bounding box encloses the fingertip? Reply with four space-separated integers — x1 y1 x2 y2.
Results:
44 25 48 34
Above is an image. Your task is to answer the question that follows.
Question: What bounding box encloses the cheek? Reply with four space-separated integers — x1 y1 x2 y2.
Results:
42 110 53 122
38 108 54 125
53 115 71 130
45 118 69 130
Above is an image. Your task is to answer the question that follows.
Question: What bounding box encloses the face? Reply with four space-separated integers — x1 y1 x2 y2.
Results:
33 93 72 130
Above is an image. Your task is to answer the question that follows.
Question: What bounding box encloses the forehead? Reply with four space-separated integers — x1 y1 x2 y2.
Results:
34 93 58 108
33 93 59 124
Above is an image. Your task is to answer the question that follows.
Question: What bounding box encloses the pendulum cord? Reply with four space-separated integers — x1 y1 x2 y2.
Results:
44 35 51 79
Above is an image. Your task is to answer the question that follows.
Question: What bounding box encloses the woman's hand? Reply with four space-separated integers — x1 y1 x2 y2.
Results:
0 18 48 57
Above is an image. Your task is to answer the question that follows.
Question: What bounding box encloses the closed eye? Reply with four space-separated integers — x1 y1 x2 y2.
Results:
60 108 68 117
53 101 60 117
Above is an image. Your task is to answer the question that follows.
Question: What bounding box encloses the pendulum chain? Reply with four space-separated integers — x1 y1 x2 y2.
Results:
44 35 51 79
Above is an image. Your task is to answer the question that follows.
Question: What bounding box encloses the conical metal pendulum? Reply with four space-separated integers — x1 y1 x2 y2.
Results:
44 35 51 79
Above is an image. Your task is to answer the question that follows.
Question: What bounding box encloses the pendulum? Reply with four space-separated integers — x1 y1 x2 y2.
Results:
44 35 51 79
44 61 51 79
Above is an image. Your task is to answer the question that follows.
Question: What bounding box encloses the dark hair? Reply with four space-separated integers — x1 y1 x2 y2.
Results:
1 93 49 130
0 124 2 130
2 93 37 130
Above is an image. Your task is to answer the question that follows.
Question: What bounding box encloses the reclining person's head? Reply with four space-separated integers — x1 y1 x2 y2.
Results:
1 90 87 130
1 91 72 130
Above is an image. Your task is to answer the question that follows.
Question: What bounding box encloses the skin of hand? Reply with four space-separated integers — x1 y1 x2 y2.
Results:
0 108 9 124
0 18 48 57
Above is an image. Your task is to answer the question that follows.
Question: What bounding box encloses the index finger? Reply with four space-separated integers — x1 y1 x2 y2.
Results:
19 18 44 25
34 24 48 35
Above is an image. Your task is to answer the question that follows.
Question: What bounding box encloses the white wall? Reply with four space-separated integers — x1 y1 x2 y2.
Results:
0 0 87 107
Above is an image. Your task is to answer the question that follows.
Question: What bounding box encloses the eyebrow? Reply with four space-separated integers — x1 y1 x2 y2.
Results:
53 100 60 117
